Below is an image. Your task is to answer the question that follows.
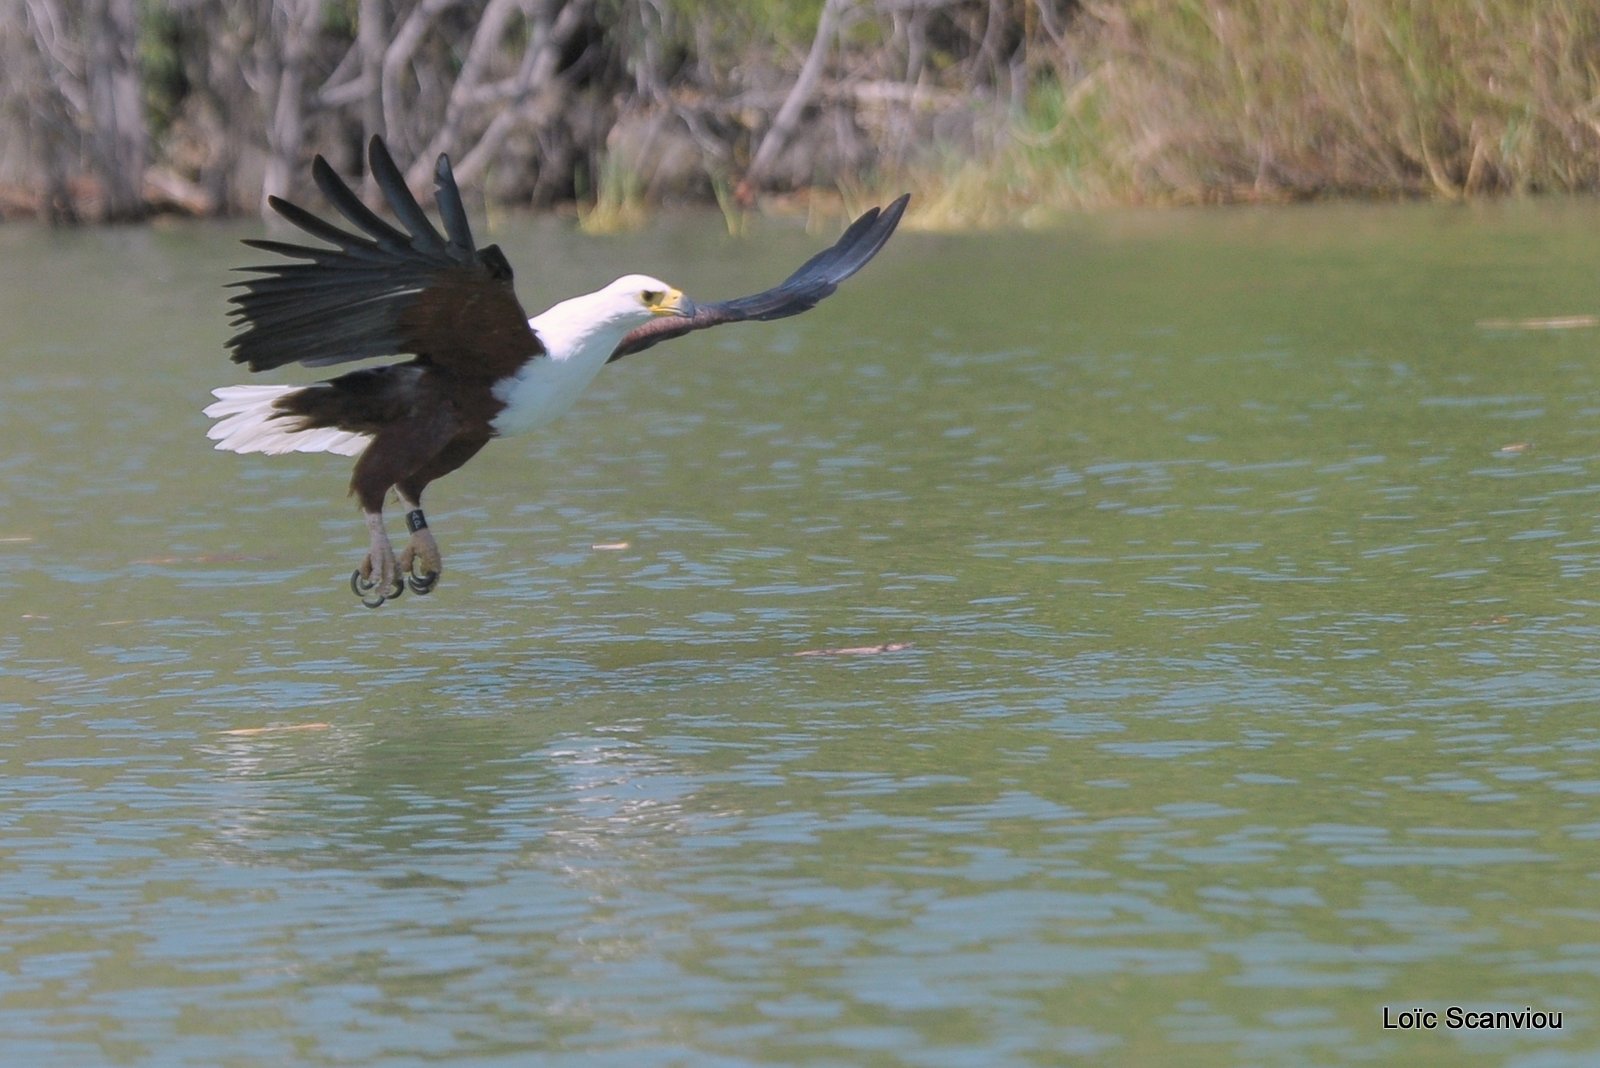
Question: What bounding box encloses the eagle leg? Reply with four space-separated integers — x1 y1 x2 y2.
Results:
346 415 462 607
397 507 441 595
391 433 490 597
351 509 405 608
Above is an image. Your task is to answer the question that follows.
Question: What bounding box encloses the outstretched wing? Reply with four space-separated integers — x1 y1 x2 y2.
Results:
607 193 910 363
227 136 543 380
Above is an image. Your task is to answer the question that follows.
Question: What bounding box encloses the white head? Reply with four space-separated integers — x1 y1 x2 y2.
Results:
530 273 695 362
601 274 695 322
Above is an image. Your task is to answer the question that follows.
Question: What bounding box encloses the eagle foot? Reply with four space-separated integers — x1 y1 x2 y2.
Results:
398 524 442 596
352 510 406 607
351 568 404 608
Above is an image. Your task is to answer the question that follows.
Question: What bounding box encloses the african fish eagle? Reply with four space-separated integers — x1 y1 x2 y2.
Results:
205 137 907 607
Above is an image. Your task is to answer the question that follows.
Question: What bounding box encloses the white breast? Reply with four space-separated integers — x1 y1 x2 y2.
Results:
491 282 667 438
491 348 616 436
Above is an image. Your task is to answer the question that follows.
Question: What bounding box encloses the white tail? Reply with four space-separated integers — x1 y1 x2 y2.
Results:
204 385 370 457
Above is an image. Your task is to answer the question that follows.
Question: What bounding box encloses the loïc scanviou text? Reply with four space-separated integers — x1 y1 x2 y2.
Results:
1383 1006 1562 1030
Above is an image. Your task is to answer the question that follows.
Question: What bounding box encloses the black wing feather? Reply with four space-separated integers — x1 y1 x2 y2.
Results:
227 136 541 378
431 154 478 255
238 236 395 268
262 193 386 255
607 193 909 363
364 138 449 257
310 154 414 253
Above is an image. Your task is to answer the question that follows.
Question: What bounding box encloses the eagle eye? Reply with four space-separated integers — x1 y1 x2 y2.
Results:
641 289 664 305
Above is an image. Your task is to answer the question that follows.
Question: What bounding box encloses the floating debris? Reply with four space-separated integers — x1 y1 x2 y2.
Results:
591 541 631 551
219 723 333 737
1495 442 1532 456
793 641 913 657
134 553 276 565
1476 315 1599 331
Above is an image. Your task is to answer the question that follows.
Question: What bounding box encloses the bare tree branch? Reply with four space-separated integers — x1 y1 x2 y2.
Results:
381 0 460 158
2 0 1068 221
357 0 387 197
742 0 853 198
83 0 146 219
21 0 87 113
453 3 593 187
262 0 325 208
403 0 527 185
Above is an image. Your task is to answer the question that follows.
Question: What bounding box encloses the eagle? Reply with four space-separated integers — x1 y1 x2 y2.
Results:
205 137 907 607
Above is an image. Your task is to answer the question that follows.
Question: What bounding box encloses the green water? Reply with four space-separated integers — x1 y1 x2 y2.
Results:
3 199 1600 1065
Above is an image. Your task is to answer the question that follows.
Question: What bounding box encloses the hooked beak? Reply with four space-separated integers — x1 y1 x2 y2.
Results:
650 288 696 318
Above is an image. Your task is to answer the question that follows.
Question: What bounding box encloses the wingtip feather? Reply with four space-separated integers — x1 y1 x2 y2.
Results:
368 136 448 256
432 152 477 256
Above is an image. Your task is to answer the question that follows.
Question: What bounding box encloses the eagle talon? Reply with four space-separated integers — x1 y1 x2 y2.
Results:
398 526 442 596
350 568 403 606
352 569 386 607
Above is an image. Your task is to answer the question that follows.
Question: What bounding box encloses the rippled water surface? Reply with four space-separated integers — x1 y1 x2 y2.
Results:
5 201 1600 1065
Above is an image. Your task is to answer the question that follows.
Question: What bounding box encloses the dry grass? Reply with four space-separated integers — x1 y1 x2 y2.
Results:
887 0 1600 222
575 152 650 235
855 76 1117 230
1076 0 1600 202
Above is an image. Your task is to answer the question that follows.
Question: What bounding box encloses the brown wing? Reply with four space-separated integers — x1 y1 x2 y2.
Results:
607 194 910 363
226 136 543 380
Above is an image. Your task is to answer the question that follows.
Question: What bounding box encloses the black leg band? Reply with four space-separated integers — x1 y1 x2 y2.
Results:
405 508 428 533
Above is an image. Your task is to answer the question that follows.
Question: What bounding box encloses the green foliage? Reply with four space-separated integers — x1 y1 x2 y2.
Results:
320 0 358 39
664 0 830 54
137 2 187 140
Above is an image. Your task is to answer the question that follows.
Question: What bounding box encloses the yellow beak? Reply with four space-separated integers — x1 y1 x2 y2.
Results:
649 288 695 318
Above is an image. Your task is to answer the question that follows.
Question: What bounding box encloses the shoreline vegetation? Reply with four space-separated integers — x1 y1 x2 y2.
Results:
6 1 1600 229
